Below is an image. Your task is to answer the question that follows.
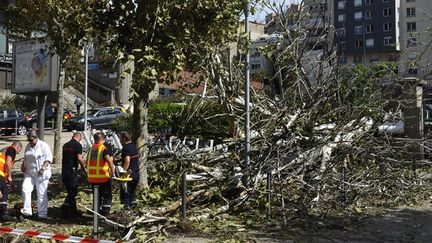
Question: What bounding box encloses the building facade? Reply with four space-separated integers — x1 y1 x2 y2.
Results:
333 0 432 77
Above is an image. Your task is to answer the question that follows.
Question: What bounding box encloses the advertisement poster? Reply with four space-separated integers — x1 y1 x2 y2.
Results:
12 39 58 93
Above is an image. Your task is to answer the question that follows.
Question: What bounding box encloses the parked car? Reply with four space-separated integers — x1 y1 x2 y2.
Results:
26 106 73 129
64 107 127 131
0 109 28 136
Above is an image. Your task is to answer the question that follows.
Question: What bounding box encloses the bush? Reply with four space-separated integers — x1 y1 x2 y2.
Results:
175 101 231 140
149 103 185 133
111 101 231 139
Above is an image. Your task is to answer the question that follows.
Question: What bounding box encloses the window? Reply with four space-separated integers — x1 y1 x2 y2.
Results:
384 37 392 46
6 110 16 118
354 55 363 64
97 110 107 116
337 28 346 37
407 8 416 17
365 10 372 19
407 22 416 32
338 14 345 22
0 30 6 54
251 64 261 69
354 0 362 7
354 26 363 35
339 56 347 64
366 38 374 47
383 22 392 31
7 42 12 54
338 1 346 9
408 37 417 47
383 8 392 17
354 11 363 20
355 40 363 48
338 41 346 50
366 24 374 33
366 0 374 4
383 0 390 2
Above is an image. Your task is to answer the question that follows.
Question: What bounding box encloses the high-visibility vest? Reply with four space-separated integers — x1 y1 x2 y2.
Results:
87 144 110 183
0 146 17 178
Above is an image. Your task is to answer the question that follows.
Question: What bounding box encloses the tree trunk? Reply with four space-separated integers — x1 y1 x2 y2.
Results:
53 69 65 163
134 82 159 190
134 96 149 189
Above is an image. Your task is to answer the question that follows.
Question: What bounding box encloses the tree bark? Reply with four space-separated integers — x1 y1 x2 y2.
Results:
134 82 159 190
53 69 65 164
134 96 149 189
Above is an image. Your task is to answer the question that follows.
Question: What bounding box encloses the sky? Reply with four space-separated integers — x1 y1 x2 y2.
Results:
250 0 297 23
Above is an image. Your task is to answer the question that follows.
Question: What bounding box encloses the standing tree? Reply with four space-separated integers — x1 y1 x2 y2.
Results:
5 0 95 163
88 0 245 188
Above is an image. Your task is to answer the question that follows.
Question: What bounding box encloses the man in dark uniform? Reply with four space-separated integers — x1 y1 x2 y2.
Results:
119 131 140 209
0 141 22 221
61 132 86 217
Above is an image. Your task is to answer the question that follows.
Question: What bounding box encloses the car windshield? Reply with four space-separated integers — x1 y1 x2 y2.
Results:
80 109 99 116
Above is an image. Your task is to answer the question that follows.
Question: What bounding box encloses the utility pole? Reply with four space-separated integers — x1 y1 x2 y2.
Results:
243 1 251 187
37 95 46 140
362 20 366 65
84 43 92 133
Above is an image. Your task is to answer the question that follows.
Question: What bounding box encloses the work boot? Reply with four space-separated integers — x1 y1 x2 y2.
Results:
70 208 82 217
60 204 71 218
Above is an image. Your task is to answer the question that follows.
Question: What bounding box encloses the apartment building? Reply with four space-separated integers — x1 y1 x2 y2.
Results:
265 0 331 51
334 0 432 77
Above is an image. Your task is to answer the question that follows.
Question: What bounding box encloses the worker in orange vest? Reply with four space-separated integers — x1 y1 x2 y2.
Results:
0 141 23 221
87 132 115 217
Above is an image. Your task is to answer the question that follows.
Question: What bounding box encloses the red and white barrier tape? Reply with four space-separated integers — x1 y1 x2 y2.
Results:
0 227 121 243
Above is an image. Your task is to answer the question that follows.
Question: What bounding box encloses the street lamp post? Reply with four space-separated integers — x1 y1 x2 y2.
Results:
84 43 92 133
244 1 251 187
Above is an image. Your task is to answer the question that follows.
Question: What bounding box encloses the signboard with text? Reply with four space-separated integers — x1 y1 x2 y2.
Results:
12 39 59 94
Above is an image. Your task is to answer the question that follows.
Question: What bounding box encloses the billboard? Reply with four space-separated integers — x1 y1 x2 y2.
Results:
12 39 59 94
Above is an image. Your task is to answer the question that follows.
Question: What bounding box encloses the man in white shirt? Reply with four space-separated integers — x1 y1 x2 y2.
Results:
21 130 52 219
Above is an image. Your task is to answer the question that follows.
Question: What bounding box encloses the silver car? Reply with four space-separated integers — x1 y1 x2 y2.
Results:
64 108 127 131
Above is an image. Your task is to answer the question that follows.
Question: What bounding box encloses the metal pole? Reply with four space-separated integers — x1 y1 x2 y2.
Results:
37 95 46 140
266 172 272 219
84 43 89 134
181 173 187 220
92 185 100 239
243 1 251 188
362 20 366 65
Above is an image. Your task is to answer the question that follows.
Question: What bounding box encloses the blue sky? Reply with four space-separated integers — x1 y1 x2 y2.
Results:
250 0 297 22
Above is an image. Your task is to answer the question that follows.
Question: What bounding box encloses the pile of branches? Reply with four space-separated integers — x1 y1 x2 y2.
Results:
162 0 432 220
106 1 432 240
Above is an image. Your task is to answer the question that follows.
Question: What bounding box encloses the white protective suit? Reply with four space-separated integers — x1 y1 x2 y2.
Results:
21 139 52 218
